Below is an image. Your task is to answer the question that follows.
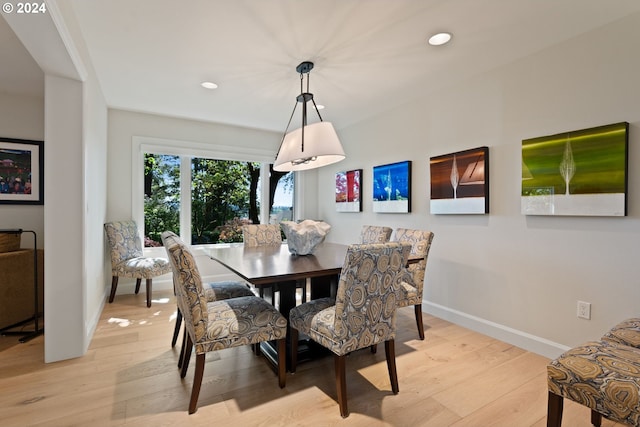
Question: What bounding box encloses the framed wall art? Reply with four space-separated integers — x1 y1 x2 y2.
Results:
430 146 489 214
0 137 44 205
335 169 362 212
521 122 628 216
372 160 411 213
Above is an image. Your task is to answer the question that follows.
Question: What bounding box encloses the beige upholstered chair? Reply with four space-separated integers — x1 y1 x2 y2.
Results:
360 225 392 244
242 223 282 247
161 231 287 414
104 221 171 307
242 223 307 303
601 317 640 348
547 339 640 427
161 232 254 351
392 228 434 340
289 242 411 418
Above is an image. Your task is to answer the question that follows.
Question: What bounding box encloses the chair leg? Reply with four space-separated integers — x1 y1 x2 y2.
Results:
290 327 299 373
591 409 602 427
253 342 261 356
171 308 182 348
385 339 399 394
188 353 205 414
335 354 349 418
414 304 425 340
146 279 152 307
277 338 286 388
135 278 141 294
546 391 563 427
108 276 119 303
181 334 193 378
178 326 187 369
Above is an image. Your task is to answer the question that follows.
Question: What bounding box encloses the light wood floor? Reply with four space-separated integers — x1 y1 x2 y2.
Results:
0 289 625 427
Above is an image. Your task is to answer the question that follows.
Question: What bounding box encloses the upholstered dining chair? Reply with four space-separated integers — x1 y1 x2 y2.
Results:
392 228 434 340
289 242 411 418
242 223 307 303
161 231 287 414
242 223 282 247
360 225 393 244
104 220 172 307
161 232 255 352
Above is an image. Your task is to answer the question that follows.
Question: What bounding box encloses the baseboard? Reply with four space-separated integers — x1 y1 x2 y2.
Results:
423 301 570 360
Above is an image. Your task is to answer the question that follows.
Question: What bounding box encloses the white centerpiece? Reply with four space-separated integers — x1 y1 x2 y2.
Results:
280 220 331 255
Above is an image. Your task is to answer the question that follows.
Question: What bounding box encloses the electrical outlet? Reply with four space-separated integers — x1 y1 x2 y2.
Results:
577 301 591 320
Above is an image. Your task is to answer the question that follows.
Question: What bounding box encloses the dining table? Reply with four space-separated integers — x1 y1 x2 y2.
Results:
203 241 349 370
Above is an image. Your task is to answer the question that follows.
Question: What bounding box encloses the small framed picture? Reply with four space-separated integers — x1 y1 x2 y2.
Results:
0 137 44 205
430 146 489 214
372 160 411 213
336 169 362 212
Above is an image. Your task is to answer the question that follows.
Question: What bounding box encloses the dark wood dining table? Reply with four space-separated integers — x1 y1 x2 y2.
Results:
204 241 349 369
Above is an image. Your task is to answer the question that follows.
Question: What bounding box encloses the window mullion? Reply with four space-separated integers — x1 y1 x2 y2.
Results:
180 156 192 244
260 163 270 223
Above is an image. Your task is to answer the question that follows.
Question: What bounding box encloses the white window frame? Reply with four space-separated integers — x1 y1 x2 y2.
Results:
132 136 280 246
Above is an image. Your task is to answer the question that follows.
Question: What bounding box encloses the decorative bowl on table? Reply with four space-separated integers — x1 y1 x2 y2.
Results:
280 220 331 255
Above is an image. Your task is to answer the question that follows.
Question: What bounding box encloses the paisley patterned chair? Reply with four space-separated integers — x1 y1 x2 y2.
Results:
289 242 411 418
104 221 172 307
360 225 393 244
392 228 435 340
161 231 287 414
547 319 640 427
601 318 640 348
160 232 254 355
242 223 282 247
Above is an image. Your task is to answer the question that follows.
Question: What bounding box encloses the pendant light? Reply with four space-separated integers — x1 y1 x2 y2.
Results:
273 61 345 172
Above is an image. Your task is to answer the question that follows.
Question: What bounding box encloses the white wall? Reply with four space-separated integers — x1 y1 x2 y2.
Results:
317 12 640 358
0 92 45 247
43 74 85 361
82 65 108 346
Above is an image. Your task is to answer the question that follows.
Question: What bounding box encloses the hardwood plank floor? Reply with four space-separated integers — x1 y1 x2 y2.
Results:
0 289 625 426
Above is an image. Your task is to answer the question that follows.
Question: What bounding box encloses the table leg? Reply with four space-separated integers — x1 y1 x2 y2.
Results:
274 280 297 318
310 274 338 300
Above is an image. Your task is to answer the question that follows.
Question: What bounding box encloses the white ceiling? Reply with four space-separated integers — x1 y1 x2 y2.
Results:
3 0 640 132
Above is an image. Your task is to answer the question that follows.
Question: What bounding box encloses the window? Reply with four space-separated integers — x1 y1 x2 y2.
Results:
270 170 294 223
190 158 258 244
144 154 180 246
139 139 293 247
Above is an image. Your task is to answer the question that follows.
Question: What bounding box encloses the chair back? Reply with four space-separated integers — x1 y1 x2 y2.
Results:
360 225 392 244
161 232 208 343
104 221 144 267
242 224 282 247
392 228 434 295
333 242 411 350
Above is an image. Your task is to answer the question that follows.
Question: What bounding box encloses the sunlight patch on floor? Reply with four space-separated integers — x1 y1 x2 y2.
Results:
108 317 131 327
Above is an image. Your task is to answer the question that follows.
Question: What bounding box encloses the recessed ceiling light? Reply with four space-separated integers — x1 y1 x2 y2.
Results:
316 104 325 110
428 32 452 46
201 81 218 89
